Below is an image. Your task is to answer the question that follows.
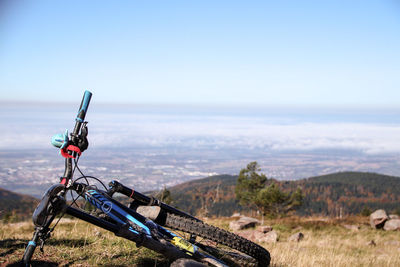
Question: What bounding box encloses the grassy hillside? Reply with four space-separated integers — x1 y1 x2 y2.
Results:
167 172 400 217
2 216 400 266
0 219 170 266
0 187 38 222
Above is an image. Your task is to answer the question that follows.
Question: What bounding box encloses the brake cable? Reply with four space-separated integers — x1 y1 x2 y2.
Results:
47 157 85 238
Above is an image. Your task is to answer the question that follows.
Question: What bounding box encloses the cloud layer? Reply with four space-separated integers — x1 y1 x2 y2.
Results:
2 106 399 155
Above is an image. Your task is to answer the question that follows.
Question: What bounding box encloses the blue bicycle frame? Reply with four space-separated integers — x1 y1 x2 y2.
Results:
81 185 199 256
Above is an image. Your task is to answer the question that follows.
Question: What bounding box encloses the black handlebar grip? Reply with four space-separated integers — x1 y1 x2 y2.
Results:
76 90 92 123
72 90 92 138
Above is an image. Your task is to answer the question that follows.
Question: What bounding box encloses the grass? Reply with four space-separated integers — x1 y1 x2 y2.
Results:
0 219 170 266
266 226 400 267
205 215 400 267
1 216 400 266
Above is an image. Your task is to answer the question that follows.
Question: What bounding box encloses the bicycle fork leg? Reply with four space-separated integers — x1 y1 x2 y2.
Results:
22 229 40 266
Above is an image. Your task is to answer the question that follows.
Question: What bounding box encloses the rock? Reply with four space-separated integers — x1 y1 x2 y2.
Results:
231 212 241 218
235 229 279 243
342 224 360 231
136 206 162 221
253 231 266 242
234 229 257 241
389 214 400 220
229 216 260 231
366 240 376 246
257 226 273 233
234 229 261 241
288 232 304 242
370 209 388 229
170 259 207 267
258 230 279 243
383 219 400 231
229 221 241 231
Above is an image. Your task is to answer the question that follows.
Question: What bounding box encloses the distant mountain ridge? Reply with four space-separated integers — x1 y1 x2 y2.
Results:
2 171 400 222
289 172 400 216
0 187 38 222
167 171 400 217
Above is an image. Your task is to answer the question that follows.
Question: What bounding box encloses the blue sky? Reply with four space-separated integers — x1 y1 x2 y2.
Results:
1 0 399 107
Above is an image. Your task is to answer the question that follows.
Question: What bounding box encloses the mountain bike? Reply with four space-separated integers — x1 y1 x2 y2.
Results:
22 91 271 267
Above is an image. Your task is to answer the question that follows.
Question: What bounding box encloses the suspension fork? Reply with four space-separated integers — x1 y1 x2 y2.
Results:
23 193 66 265
108 180 202 222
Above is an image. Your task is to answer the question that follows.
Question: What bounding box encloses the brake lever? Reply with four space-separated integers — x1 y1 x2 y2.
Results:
39 238 45 252
36 227 51 253
76 121 89 152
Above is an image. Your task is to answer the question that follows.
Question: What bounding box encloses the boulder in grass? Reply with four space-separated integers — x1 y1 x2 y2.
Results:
370 209 388 229
136 206 162 221
229 216 260 231
383 219 400 231
257 230 279 243
235 229 279 243
235 230 265 242
389 214 400 220
288 232 304 242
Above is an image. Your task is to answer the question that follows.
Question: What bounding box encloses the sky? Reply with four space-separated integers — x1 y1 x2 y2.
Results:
1 0 400 108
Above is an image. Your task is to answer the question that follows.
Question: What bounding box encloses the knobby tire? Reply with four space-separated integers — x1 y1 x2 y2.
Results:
164 213 271 267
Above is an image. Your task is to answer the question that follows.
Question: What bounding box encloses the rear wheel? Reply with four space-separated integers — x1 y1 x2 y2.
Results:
164 214 271 267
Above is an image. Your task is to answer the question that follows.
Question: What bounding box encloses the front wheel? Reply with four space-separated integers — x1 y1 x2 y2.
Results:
164 213 271 267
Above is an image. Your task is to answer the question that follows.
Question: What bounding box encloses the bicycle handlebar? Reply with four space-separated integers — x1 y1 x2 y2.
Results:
63 90 92 180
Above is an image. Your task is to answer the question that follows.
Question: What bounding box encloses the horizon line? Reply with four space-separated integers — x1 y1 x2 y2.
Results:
1 99 399 113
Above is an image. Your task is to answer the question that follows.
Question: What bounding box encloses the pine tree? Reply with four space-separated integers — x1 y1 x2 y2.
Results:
236 162 303 217
256 183 303 217
235 161 267 212
155 186 173 205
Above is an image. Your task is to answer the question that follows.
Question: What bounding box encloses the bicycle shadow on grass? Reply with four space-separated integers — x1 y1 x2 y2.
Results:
0 238 92 258
135 258 171 267
105 253 171 267
0 239 27 258
1 239 184 267
6 260 59 267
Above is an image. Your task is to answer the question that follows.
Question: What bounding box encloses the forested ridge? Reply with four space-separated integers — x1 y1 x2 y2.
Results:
287 172 400 216
168 171 400 217
0 187 38 221
2 171 400 221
